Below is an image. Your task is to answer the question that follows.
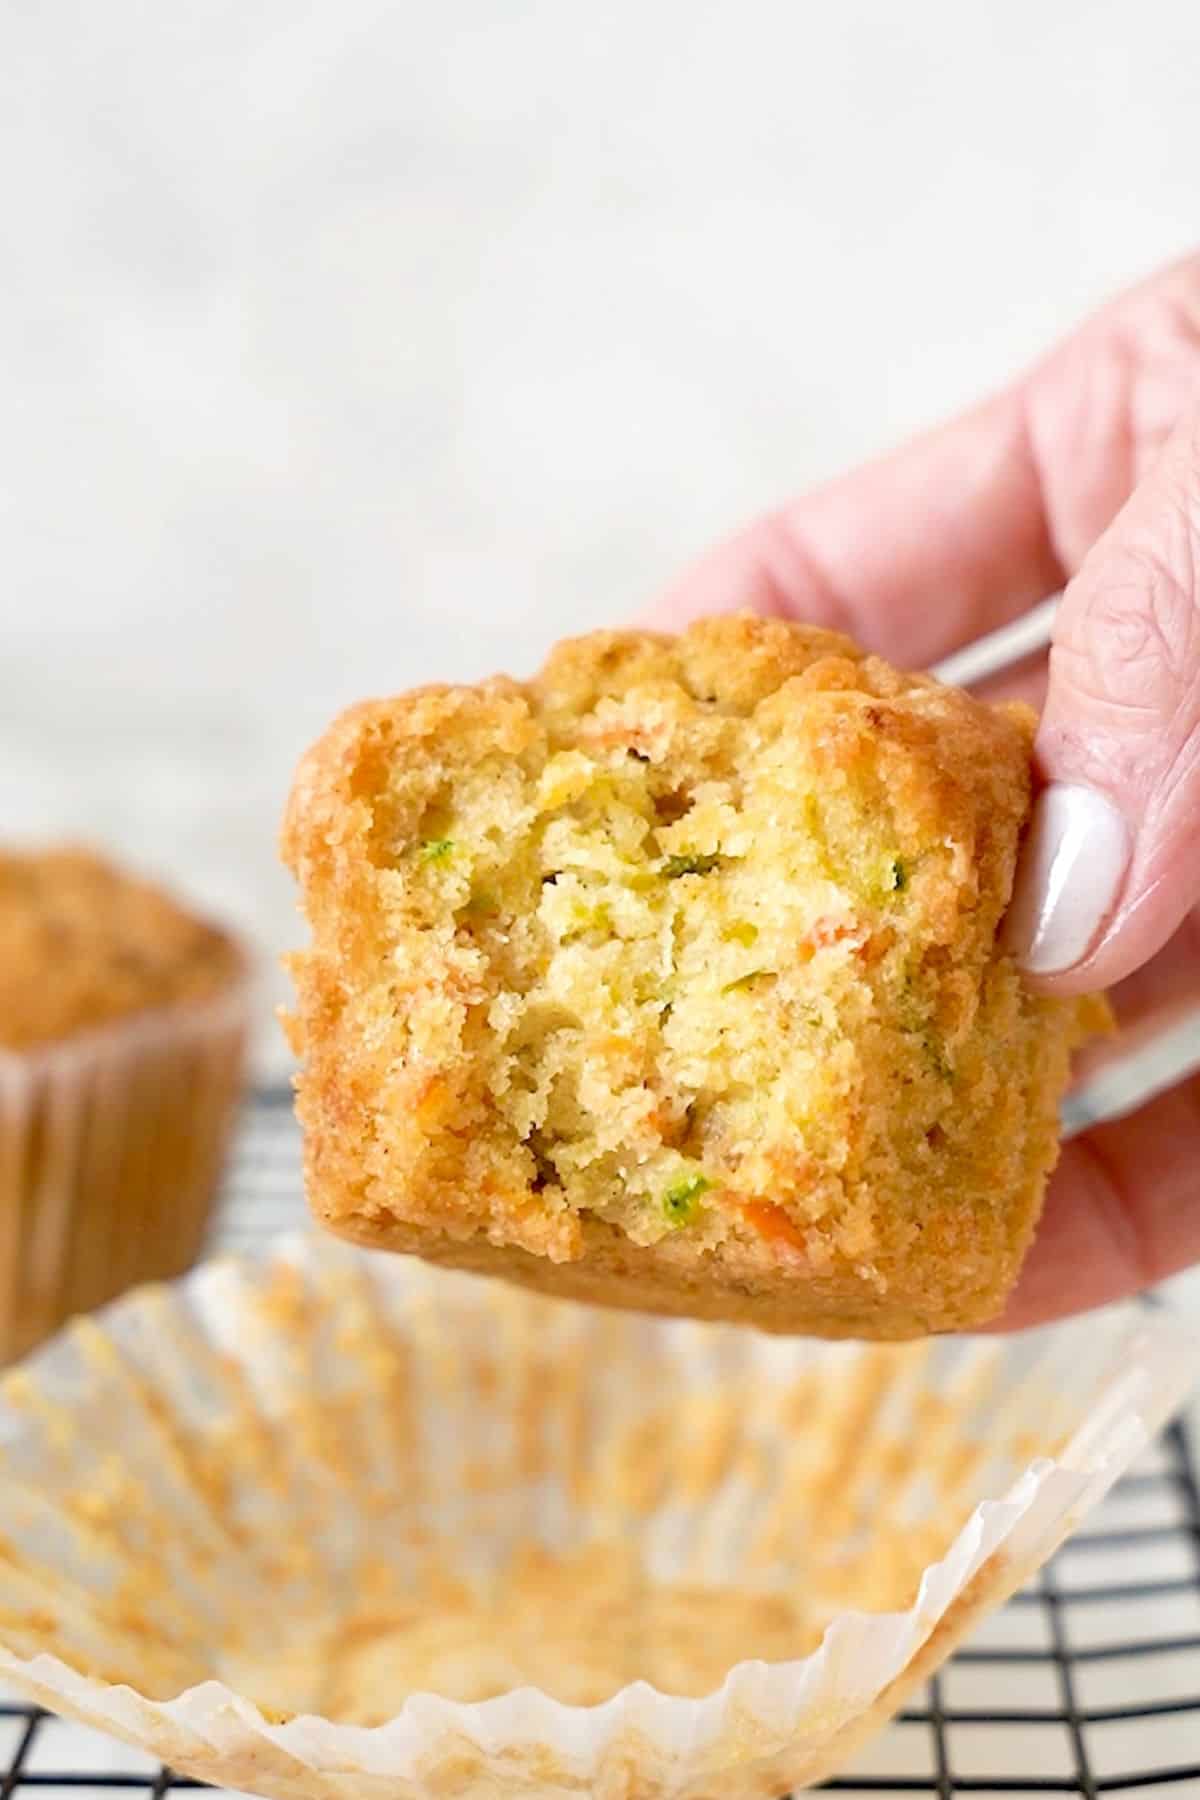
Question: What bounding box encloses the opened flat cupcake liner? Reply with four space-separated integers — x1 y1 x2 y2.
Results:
0 975 251 1363
0 1238 1191 1800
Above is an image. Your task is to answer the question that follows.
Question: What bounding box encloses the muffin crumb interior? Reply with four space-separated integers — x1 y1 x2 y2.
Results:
283 615 1106 1336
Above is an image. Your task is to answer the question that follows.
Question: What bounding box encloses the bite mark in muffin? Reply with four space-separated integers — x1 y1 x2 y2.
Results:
282 615 1108 1338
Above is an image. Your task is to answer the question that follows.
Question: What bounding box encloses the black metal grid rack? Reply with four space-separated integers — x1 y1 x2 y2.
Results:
1 1087 1197 1799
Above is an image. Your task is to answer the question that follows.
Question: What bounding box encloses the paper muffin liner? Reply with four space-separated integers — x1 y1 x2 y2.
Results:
0 972 251 1364
0 1238 1192 1800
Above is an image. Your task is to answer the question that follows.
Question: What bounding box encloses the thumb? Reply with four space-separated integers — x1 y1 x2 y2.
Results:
1006 408 1200 993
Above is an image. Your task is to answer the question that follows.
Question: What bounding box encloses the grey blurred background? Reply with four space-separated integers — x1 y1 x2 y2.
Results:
3 2 1199 1073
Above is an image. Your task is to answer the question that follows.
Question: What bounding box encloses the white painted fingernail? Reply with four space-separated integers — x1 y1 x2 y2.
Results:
1005 784 1130 975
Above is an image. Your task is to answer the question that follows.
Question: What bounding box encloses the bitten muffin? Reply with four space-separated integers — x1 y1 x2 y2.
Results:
0 848 250 1361
282 616 1107 1339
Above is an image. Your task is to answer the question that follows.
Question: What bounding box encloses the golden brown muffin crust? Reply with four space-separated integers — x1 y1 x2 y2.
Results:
282 615 1107 1338
0 847 245 1051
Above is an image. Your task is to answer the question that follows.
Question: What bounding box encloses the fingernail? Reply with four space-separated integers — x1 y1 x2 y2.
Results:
1005 784 1130 975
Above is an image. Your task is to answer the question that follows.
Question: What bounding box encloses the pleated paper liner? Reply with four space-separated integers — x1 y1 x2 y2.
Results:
0 1238 1193 1800
0 970 251 1364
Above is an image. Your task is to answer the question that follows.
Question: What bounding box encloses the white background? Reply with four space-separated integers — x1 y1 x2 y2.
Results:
3 2 1200 1070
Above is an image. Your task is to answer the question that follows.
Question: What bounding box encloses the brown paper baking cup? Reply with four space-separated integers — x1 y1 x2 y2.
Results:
0 975 250 1363
0 1238 1192 1800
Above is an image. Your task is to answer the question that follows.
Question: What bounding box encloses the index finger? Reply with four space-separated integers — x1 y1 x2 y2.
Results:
650 384 1061 666
650 253 1200 669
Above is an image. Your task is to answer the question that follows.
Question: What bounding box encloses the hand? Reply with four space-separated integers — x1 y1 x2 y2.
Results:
649 253 1200 1329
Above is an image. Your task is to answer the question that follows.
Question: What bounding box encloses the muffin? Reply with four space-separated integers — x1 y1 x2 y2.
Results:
0 847 250 1361
282 615 1108 1339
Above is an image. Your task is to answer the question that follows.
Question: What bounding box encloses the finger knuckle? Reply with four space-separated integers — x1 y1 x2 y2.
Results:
1063 535 1198 699
1048 524 1200 790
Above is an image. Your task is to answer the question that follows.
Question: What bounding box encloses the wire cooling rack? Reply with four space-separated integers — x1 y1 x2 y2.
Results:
3 1085 1198 1800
